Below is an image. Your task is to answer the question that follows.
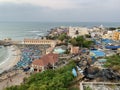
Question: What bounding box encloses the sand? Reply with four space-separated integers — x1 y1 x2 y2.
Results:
0 70 29 90
0 45 21 74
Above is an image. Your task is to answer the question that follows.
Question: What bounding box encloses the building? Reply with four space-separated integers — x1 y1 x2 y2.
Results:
112 31 120 40
102 31 113 39
46 47 54 54
23 38 56 47
70 46 79 54
32 53 58 72
67 27 89 38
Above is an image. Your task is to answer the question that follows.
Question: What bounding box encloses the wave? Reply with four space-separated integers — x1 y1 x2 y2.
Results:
0 47 13 66
0 47 8 63
28 30 41 33
36 33 43 36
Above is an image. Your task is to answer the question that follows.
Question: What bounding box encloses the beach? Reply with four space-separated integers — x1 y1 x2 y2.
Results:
0 45 21 74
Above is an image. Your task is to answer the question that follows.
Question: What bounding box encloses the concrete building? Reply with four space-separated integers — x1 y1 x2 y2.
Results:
67 27 89 38
70 46 79 54
102 31 113 39
23 38 56 47
112 30 120 40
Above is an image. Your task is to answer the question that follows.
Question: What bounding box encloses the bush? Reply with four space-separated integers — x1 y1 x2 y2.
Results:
5 61 76 90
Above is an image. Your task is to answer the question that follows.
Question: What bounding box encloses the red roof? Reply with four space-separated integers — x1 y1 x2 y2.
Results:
32 53 58 67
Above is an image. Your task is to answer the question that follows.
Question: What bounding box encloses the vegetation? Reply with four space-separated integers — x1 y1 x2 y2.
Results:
5 61 76 90
69 38 78 46
117 27 120 29
84 86 92 90
58 33 67 41
109 27 116 31
104 55 120 72
69 36 94 48
64 49 70 54
46 35 59 40
85 34 91 38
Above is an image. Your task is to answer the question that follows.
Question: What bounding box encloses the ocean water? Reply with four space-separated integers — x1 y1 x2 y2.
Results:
0 22 120 66
0 47 8 64
0 22 120 40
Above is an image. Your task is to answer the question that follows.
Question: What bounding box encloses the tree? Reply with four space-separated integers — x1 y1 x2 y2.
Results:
84 86 92 90
76 36 84 47
83 40 93 48
104 55 120 72
64 49 70 54
109 27 116 31
117 27 120 29
5 61 76 90
69 36 94 48
85 34 91 38
70 38 77 46
58 33 66 41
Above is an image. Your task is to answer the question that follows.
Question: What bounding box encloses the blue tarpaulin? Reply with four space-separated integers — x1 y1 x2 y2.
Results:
72 68 77 77
90 50 105 57
102 39 113 44
98 59 107 63
105 45 120 49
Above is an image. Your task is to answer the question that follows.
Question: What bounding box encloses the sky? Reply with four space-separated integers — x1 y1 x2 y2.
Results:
0 0 120 22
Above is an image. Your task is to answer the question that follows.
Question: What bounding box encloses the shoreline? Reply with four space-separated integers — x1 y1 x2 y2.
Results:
0 45 21 74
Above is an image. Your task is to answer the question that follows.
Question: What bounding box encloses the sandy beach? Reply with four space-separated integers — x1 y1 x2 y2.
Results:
0 45 21 74
0 46 29 90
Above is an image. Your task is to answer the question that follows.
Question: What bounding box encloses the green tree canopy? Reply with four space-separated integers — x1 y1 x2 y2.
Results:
109 27 116 31
104 55 120 71
5 61 76 90
58 33 66 41
70 38 77 46
69 36 93 48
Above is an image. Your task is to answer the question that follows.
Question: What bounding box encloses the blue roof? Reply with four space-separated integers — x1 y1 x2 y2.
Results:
91 50 105 57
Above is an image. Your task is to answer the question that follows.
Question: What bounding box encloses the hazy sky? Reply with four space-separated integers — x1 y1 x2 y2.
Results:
0 0 120 22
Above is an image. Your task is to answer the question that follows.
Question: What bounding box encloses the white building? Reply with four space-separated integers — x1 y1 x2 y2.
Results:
67 27 89 38
102 31 113 39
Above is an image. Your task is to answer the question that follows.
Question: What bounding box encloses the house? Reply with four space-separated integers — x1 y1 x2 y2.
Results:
70 46 79 54
32 53 58 72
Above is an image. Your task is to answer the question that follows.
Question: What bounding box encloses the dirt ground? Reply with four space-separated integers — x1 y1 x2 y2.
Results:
0 70 29 90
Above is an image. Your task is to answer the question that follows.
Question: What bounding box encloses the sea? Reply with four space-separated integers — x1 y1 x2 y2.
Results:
0 22 120 66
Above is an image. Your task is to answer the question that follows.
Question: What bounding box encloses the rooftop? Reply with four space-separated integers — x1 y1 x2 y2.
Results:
32 53 58 66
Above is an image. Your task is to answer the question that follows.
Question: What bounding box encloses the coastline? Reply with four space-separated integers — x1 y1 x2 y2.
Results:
0 45 21 74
